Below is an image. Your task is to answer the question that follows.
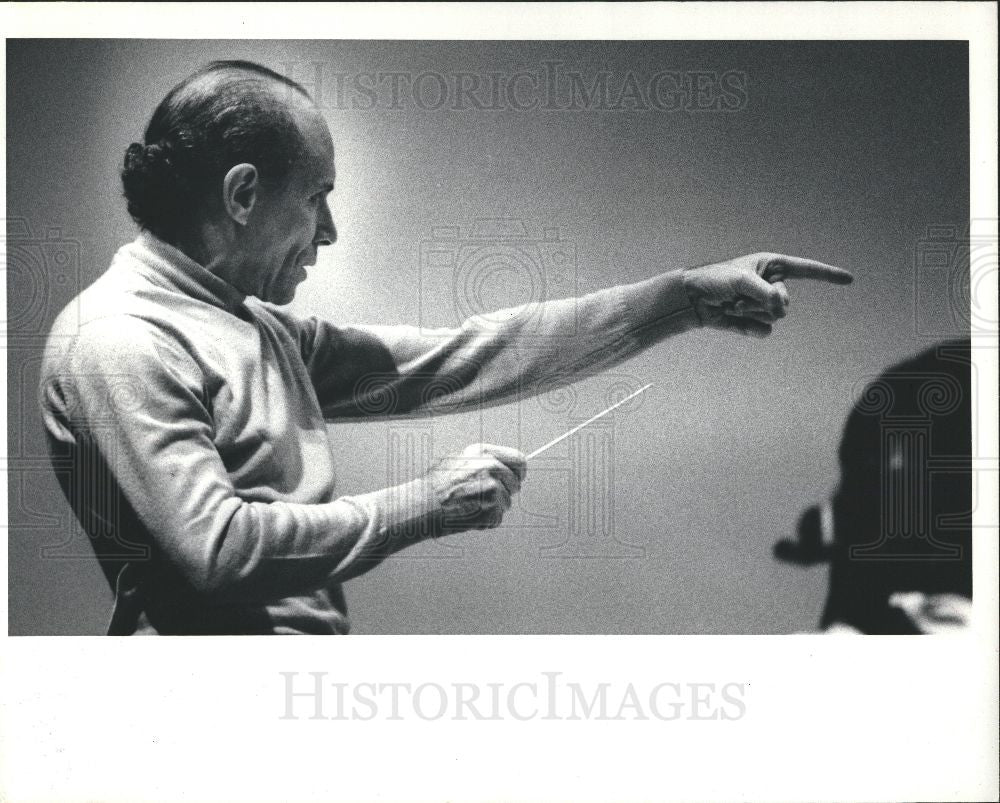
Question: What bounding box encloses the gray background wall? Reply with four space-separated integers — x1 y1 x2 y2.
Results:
7 40 969 634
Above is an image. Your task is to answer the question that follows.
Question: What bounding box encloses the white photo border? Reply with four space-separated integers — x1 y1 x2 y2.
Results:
2 3 997 802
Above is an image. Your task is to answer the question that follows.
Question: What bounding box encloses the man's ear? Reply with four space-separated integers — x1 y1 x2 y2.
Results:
222 163 259 226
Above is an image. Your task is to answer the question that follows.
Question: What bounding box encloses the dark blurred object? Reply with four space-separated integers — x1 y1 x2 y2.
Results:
775 500 837 565
775 339 972 634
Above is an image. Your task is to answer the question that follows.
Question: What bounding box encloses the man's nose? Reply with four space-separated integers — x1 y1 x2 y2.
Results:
315 203 337 246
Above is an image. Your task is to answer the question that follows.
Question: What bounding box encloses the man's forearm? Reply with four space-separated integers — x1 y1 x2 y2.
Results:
332 479 443 582
600 267 701 352
460 267 700 394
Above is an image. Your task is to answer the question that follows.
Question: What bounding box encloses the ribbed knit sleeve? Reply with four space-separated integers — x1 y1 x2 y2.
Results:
274 269 699 420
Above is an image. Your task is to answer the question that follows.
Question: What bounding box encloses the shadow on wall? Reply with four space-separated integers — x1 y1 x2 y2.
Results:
775 339 973 634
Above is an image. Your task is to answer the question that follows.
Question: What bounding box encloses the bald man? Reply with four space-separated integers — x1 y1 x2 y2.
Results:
40 60 853 634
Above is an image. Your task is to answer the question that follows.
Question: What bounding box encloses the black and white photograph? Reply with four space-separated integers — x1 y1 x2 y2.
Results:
2 3 997 802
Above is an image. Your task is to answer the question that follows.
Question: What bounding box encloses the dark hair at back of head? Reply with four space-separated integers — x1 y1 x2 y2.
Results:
121 60 313 243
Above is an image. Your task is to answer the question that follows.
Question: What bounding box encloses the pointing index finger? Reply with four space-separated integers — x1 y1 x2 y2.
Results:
762 255 854 285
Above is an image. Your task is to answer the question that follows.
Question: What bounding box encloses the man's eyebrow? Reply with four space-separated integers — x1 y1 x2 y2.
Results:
318 180 335 193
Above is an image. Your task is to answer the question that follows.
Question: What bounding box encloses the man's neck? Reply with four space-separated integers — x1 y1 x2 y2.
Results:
167 226 249 294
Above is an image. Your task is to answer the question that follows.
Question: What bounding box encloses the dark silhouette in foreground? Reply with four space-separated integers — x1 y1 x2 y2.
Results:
775 339 972 634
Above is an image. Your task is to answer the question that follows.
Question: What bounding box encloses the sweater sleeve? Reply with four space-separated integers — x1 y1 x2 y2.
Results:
280 269 700 420
39 317 437 603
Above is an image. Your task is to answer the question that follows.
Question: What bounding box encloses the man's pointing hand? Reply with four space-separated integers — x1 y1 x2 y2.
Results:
682 252 854 338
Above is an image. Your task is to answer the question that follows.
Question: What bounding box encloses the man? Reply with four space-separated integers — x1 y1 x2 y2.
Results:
40 60 853 635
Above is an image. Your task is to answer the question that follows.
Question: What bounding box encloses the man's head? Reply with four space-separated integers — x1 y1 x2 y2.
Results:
121 60 336 304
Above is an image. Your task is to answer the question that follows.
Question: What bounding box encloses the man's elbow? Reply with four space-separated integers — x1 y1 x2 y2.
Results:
182 554 248 601
181 508 267 601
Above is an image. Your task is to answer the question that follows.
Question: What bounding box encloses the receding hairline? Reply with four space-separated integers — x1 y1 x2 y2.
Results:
153 60 328 179
165 60 315 116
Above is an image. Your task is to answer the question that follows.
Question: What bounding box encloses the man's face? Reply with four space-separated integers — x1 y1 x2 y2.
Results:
244 103 337 305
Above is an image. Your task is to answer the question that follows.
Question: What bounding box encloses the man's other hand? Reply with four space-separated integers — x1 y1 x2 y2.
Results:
682 253 853 338
422 443 528 532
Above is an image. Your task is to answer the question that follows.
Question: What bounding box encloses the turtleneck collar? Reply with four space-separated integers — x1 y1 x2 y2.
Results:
121 230 250 314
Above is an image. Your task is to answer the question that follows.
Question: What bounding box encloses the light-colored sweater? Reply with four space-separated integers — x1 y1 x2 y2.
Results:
39 232 699 634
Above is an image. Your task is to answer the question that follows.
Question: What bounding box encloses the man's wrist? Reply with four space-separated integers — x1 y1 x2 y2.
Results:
680 266 706 326
347 477 443 547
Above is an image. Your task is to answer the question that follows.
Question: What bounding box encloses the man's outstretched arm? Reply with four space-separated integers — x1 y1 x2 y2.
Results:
285 253 853 420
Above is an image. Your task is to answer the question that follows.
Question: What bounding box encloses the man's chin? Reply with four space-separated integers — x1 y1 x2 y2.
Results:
255 288 293 306
267 280 303 306
271 290 297 306
259 270 307 305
